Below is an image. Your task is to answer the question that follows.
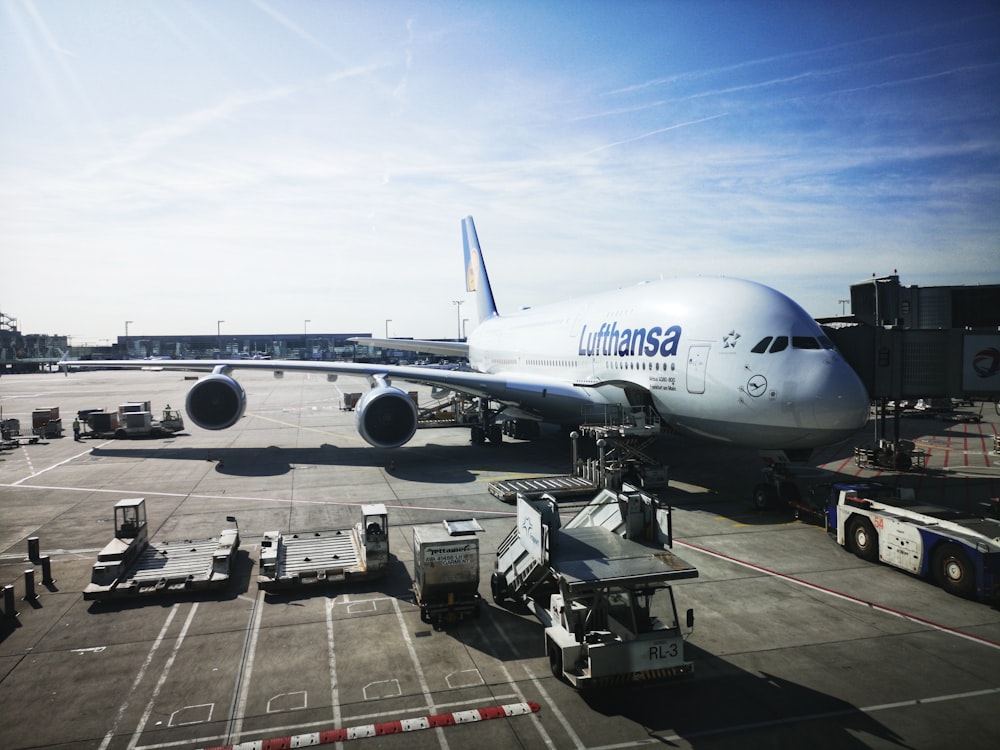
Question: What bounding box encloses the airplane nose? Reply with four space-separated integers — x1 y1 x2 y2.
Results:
811 360 870 434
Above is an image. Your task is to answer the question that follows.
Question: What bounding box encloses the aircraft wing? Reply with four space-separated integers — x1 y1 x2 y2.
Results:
65 358 597 416
347 337 469 358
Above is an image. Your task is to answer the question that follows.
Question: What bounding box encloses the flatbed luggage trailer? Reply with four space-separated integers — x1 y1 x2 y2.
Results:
257 504 389 591
84 498 240 601
828 483 1000 601
492 486 698 689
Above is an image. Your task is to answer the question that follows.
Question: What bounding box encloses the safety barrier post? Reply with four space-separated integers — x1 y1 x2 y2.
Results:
2 584 15 618
27 537 40 563
23 570 37 602
40 555 54 586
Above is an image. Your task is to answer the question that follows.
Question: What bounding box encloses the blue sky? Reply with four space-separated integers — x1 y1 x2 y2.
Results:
2 1 998 342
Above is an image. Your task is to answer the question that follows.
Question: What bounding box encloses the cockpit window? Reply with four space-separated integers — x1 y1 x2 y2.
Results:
754 335 834 353
792 336 821 350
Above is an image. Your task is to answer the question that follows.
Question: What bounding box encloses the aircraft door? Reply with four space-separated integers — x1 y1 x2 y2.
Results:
686 345 710 394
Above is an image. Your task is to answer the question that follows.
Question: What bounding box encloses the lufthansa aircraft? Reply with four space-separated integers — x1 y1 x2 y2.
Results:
67 216 870 458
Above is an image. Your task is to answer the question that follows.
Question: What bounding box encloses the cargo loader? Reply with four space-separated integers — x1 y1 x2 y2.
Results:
412 519 484 628
84 498 240 601
257 504 389 592
491 485 697 689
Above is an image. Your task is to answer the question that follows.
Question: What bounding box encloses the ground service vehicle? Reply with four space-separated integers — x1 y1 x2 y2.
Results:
828 482 1000 601
412 519 484 628
83 402 185 439
31 406 62 437
257 504 389 592
84 498 240 601
491 485 697 689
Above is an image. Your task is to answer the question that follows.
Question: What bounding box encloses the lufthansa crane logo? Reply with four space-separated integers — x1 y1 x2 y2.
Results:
746 374 767 397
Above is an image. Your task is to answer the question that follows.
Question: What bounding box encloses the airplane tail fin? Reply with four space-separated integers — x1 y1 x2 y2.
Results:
462 216 500 323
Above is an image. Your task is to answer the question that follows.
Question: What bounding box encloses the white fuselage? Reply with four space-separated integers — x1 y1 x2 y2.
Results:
467 277 870 450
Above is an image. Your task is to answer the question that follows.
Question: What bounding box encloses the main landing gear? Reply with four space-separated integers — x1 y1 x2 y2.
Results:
469 398 504 445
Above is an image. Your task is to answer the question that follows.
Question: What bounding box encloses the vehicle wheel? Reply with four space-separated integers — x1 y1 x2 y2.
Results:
114 428 128 439
547 639 563 680
490 571 506 604
752 483 776 510
848 518 879 562
933 544 975 599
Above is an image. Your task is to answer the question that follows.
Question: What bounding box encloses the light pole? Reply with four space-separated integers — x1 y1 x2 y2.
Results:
452 300 463 340
838 299 850 315
124 320 133 359
385 319 391 338
462 318 469 340
304 319 311 350
217 320 224 357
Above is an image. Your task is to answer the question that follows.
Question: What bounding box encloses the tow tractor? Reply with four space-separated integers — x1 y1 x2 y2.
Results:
83 402 185 439
826 482 1000 601
491 484 697 689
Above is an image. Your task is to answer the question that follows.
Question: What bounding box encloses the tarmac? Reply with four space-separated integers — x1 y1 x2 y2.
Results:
1 368 999 750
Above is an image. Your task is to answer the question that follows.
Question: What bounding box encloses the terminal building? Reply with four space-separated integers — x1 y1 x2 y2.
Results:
108 332 373 362
0 311 69 373
1 309 453 373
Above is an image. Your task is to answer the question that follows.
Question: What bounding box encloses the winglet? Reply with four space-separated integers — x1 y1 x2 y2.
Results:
462 216 500 323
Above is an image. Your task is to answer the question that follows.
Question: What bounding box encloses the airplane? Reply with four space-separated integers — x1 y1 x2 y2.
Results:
65 216 870 487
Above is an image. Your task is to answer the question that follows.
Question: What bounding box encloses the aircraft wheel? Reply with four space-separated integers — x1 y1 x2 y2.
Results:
471 425 486 445
752 483 775 510
848 517 879 562
488 424 503 444
933 544 975 599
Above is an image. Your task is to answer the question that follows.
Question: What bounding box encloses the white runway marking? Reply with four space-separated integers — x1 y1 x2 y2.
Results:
99 605 180 750
127 603 199 750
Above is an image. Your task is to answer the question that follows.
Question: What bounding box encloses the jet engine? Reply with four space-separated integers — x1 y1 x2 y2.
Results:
185 373 247 430
355 384 418 448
